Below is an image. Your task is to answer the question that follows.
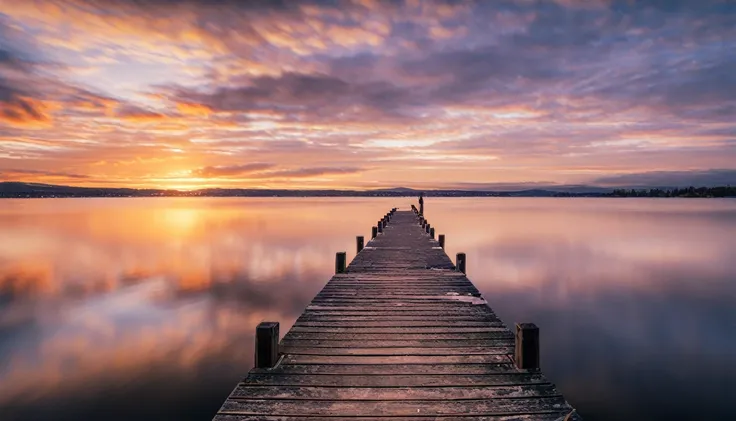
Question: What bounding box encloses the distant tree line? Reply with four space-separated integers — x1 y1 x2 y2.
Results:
610 186 736 198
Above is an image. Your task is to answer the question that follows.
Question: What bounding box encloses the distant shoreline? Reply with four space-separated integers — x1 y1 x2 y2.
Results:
1 182 734 199
3 196 735 199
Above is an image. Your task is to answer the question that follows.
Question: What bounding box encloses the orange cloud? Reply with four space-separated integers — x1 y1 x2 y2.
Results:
191 163 275 178
0 96 52 128
176 102 212 116
0 0 733 191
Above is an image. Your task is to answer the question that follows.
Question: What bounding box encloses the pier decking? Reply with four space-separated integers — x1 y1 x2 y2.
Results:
214 209 581 420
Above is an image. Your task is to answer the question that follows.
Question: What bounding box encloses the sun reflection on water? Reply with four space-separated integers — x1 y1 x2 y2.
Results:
1 197 735 420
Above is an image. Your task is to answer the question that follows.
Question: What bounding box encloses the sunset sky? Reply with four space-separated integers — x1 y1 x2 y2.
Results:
0 0 734 190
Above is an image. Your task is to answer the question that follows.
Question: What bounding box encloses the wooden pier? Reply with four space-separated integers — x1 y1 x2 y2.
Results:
214 209 581 420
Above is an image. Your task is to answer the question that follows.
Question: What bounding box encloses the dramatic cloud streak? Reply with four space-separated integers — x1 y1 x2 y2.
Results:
0 0 734 188
192 163 276 178
594 169 736 188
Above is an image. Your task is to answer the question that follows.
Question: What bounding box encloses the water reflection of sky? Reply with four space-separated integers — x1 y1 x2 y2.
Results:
1 198 735 420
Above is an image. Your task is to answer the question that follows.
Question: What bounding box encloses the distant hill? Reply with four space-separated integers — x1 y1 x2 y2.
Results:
505 189 559 197
0 182 167 196
371 187 419 193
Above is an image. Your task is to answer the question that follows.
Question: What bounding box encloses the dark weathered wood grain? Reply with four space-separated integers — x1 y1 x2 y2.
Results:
250 363 525 376
280 339 514 348
214 415 569 421
213 210 581 421
245 373 550 387
283 332 514 340
219 397 570 416
229 384 560 400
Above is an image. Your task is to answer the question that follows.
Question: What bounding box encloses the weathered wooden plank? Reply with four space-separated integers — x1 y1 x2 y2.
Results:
320 284 476 288
292 321 504 328
318 289 478 293
331 273 467 278
280 346 513 356
215 415 575 421
219 397 572 416
321 284 473 288
283 354 513 365
297 311 498 322
315 293 481 297
305 305 489 311
309 297 485 302
283 332 514 341
246 373 548 387
322 282 474 286
328 276 473 278
318 288 476 291
329 274 469 278
317 290 480 294
304 305 491 310
229 384 560 400
315 292 481 297
322 280 473 284
316 292 481 296
289 327 509 334
280 339 513 348
301 309 495 316
255 363 522 376
301 311 496 317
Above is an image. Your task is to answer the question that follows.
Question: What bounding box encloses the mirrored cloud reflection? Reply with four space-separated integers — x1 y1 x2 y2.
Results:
1 197 735 420
0 198 397 419
424 197 736 421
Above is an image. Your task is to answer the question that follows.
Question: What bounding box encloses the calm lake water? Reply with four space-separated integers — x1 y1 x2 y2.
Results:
1 198 735 420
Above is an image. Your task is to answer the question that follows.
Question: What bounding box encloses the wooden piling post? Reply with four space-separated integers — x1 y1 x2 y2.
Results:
515 323 540 370
426 223 430 234
456 252 466 273
371 226 378 239
335 252 346 273
255 321 279 368
439 234 445 249
430 227 435 239
356 236 364 253
377 222 383 233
